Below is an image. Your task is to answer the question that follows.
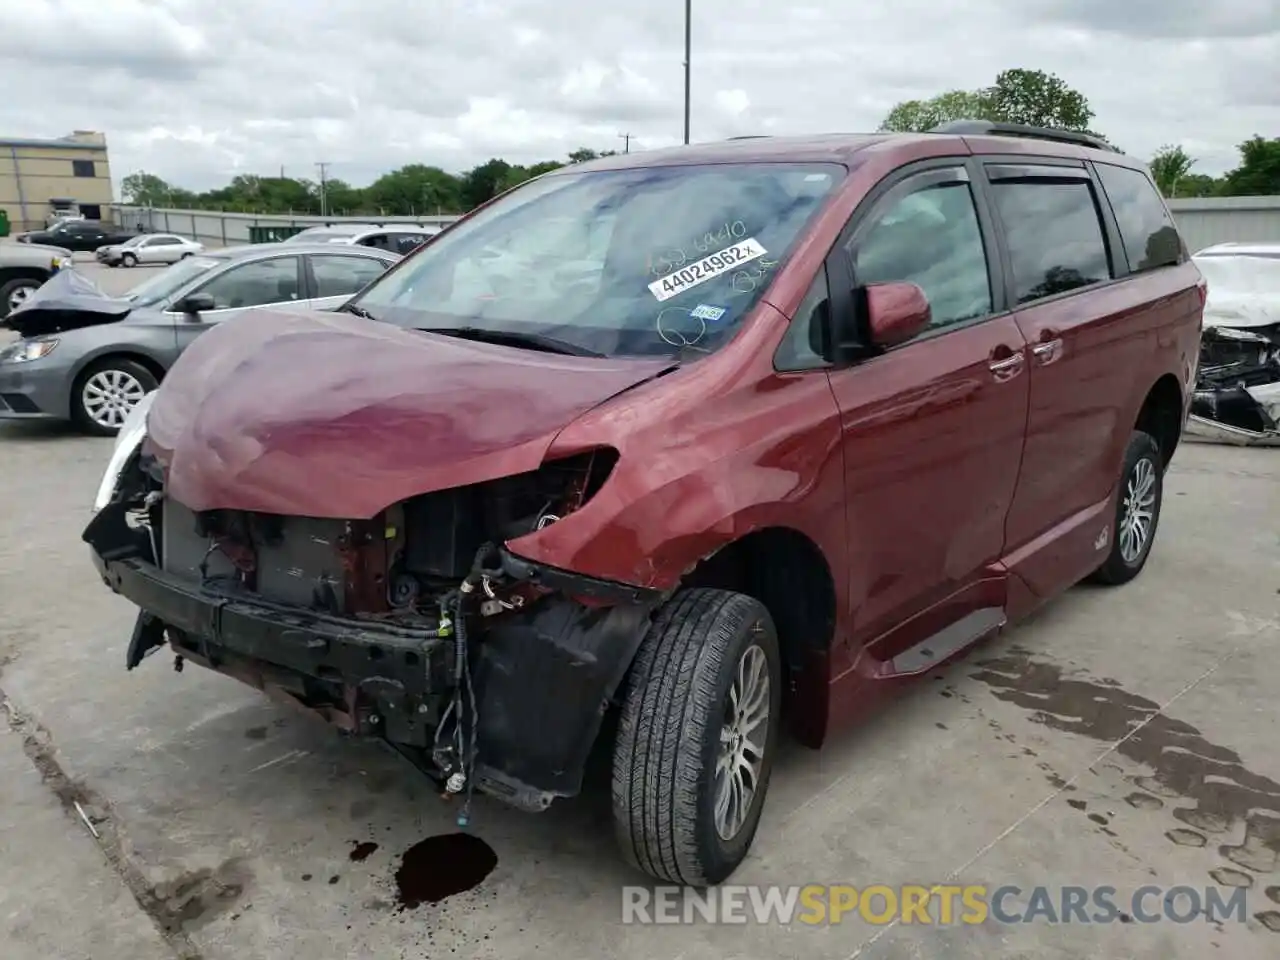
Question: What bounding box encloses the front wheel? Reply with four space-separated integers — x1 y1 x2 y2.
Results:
71 358 158 436
612 588 782 885
1088 429 1164 585
0 276 41 319
121 252 137 267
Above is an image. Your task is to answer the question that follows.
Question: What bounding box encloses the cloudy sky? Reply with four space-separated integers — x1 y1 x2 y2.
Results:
0 0 1275 191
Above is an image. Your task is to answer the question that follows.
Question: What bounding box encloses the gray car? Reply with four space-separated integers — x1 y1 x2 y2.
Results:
0 242 398 435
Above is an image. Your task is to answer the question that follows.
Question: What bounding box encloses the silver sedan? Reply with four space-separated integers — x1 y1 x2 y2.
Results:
96 233 205 267
1 242 398 435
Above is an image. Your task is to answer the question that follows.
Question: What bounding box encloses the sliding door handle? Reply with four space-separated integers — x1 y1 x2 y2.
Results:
988 351 1025 381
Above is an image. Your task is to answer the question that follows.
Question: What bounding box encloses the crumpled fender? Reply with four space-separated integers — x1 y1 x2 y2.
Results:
506 319 847 591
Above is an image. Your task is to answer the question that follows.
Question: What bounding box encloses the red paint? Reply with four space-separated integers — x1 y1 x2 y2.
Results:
144 307 670 517
865 281 931 347
143 132 1204 749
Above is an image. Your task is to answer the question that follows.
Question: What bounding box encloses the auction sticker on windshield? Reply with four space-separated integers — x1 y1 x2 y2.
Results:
648 238 767 302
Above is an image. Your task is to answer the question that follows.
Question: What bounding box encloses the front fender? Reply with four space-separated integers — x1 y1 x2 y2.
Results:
507 408 844 591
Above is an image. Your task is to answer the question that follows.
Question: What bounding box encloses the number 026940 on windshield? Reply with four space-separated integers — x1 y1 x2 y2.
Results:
648 239 767 302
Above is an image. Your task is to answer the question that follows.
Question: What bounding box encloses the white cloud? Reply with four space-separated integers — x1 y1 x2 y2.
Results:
0 0 1274 190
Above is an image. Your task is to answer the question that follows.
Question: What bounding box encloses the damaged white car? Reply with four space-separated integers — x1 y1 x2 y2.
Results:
1188 244 1280 446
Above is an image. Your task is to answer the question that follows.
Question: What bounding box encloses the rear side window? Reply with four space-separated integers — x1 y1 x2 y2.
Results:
1095 163 1182 273
990 179 1112 305
312 254 388 298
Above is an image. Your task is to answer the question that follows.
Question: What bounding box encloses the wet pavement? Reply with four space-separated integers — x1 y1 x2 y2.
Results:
1 263 1277 959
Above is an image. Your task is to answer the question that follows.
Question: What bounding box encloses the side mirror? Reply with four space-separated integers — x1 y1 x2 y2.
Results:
864 281 930 348
175 292 216 315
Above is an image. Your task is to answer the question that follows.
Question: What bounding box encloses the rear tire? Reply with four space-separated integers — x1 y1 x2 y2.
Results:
1088 430 1164 585
612 588 782 885
71 357 159 437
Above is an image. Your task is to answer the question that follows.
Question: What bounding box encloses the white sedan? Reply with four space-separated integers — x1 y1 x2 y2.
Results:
95 234 205 267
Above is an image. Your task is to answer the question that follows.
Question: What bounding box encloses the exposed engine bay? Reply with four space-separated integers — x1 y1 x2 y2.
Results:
1186 253 1280 447
85 443 663 817
1190 322 1280 444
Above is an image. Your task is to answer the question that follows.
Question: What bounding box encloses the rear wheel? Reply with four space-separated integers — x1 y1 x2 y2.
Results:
1089 430 1164 585
612 588 781 885
71 358 158 436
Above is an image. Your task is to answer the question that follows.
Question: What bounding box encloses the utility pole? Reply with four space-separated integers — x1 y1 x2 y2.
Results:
315 161 331 217
618 132 632 154
682 0 691 144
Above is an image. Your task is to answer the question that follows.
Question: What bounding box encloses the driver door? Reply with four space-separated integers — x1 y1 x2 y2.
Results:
826 162 1029 676
170 255 303 351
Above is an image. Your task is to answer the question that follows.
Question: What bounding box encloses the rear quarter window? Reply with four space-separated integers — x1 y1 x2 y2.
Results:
1094 163 1183 274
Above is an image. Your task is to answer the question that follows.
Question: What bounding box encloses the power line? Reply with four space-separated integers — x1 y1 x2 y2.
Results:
315 161 331 216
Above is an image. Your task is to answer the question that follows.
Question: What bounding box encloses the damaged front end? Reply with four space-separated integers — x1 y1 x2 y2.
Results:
1187 322 1280 447
84 436 663 814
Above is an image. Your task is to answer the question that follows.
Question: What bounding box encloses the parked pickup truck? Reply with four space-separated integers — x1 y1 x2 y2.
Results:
0 240 74 320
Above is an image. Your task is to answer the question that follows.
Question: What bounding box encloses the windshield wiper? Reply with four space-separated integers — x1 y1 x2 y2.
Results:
342 302 379 321
419 327 605 358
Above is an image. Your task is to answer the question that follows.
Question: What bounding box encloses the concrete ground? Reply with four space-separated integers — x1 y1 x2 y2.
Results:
1 261 1278 959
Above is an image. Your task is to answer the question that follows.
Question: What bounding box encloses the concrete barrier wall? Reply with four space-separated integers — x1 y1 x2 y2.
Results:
1166 196 1280 253
110 205 462 248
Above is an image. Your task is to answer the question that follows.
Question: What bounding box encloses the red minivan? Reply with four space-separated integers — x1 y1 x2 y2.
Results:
86 121 1204 885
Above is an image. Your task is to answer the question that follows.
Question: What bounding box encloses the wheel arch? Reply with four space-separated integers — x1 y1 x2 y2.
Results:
1134 372 1183 469
678 525 838 737
70 348 168 389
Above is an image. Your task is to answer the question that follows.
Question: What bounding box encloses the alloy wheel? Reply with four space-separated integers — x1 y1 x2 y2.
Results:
714 644 770 841
82 369 145 430
7 283 36 312
1119 456 1157 563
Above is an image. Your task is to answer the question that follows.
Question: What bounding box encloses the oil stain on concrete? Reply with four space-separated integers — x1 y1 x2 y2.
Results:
970 650 1280 932
393 833 498 911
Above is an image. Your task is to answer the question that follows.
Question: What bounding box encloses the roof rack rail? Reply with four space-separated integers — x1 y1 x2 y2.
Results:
928 119 1121 154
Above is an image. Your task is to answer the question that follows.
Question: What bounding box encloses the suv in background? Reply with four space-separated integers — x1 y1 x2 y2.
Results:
0 240 73 319
86 121 1203 886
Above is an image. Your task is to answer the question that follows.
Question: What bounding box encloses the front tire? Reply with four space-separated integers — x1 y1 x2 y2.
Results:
1 276 42 319
612 588 782 885
71 358 158 437
121 252 137 267
1089 430 1164 585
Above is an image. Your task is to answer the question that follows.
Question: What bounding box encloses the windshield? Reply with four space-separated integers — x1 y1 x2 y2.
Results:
126 256 223 307
352 162 843 358
122 235 148 248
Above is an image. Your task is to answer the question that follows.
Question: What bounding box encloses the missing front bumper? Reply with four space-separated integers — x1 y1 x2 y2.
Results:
85 499 662 812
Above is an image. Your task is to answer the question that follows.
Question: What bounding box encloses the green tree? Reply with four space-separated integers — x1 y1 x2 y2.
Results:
121 171 174 206
1173 173 1222 198
985 68 1094 131
1220 136 1280 196
1149 145 1196 197
878 90 994 132
460 158 513 209
364 164 461 214
878 68 1102 139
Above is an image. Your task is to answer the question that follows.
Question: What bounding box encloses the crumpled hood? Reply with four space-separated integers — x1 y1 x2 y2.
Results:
1194 254 1280 330
2 269 132 336
145 307 671 518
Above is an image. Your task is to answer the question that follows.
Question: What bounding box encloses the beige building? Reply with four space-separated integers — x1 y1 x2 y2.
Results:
0 131 115 234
